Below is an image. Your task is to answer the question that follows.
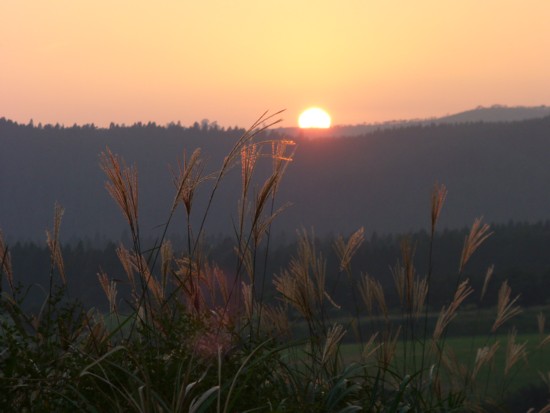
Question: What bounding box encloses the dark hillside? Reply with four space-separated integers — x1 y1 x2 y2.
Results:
2 116 550 243
281 117 550 235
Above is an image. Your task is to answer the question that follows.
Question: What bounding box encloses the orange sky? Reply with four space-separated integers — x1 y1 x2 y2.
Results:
1 1 549 128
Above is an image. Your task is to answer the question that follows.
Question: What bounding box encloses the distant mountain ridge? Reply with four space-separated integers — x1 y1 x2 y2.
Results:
279 105 550 137
436 105 550 123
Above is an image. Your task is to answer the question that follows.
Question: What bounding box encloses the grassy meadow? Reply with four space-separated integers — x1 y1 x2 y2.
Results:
2 112 550 412
340 331 550 394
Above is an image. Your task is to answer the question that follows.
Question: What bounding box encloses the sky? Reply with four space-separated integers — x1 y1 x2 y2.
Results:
1 1 550 128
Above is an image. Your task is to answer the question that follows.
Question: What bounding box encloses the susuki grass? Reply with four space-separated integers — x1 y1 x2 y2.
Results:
2 111 550 412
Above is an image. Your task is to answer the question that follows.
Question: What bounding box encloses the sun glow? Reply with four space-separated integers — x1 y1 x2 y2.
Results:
298 107 331 128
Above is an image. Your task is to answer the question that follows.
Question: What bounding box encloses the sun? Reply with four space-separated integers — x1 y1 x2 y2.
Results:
298 107 331 128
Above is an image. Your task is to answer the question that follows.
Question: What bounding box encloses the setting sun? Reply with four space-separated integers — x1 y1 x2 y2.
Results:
298 107 332 128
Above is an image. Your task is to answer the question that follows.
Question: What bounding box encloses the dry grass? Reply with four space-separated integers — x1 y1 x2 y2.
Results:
505 328 528 375
2 112 546 412
376 326 401 369
46 202 66 284
359 274 388 319
174 148 207 217
273 230 339 328
391 250 428 321
492 280 522 333
480 264 494 302
0 230 14 293
320 324 346 367
97 270 117 313
433 280 474 341
99 149 139 244
334 227 365 273
431 183 448 236
472 342 500 380
459 217 493 273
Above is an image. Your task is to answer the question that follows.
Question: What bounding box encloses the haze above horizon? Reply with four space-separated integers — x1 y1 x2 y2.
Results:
1 1 549 128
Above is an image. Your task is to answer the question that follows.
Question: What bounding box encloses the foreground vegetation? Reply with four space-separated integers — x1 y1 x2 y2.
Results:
2 112 550 412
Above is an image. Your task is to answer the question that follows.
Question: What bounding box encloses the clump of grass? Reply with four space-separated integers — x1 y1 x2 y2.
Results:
2 112 550 412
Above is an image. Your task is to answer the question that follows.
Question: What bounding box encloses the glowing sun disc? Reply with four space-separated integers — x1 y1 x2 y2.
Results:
298 107 331 128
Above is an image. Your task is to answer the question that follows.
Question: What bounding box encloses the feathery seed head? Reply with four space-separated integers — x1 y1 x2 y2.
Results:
492 280 522 333
433 279 473 340
504 328 528 375
459 217 492 273
100 148 139 236
335 227 365 272
431 182 448 234
46 203 66 284
480 265 494 302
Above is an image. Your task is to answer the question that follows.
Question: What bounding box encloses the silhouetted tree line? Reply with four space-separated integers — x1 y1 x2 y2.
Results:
5 220 550 311
0 117 244 134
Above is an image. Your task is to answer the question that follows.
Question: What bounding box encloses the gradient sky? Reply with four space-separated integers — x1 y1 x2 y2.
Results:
1 1 550 128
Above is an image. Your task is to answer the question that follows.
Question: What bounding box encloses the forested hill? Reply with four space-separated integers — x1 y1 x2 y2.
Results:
9 220 550 311
2 116 550 243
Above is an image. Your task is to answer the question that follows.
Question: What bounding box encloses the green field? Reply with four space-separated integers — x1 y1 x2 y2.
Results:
339 333 550 394
284 304 550 406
